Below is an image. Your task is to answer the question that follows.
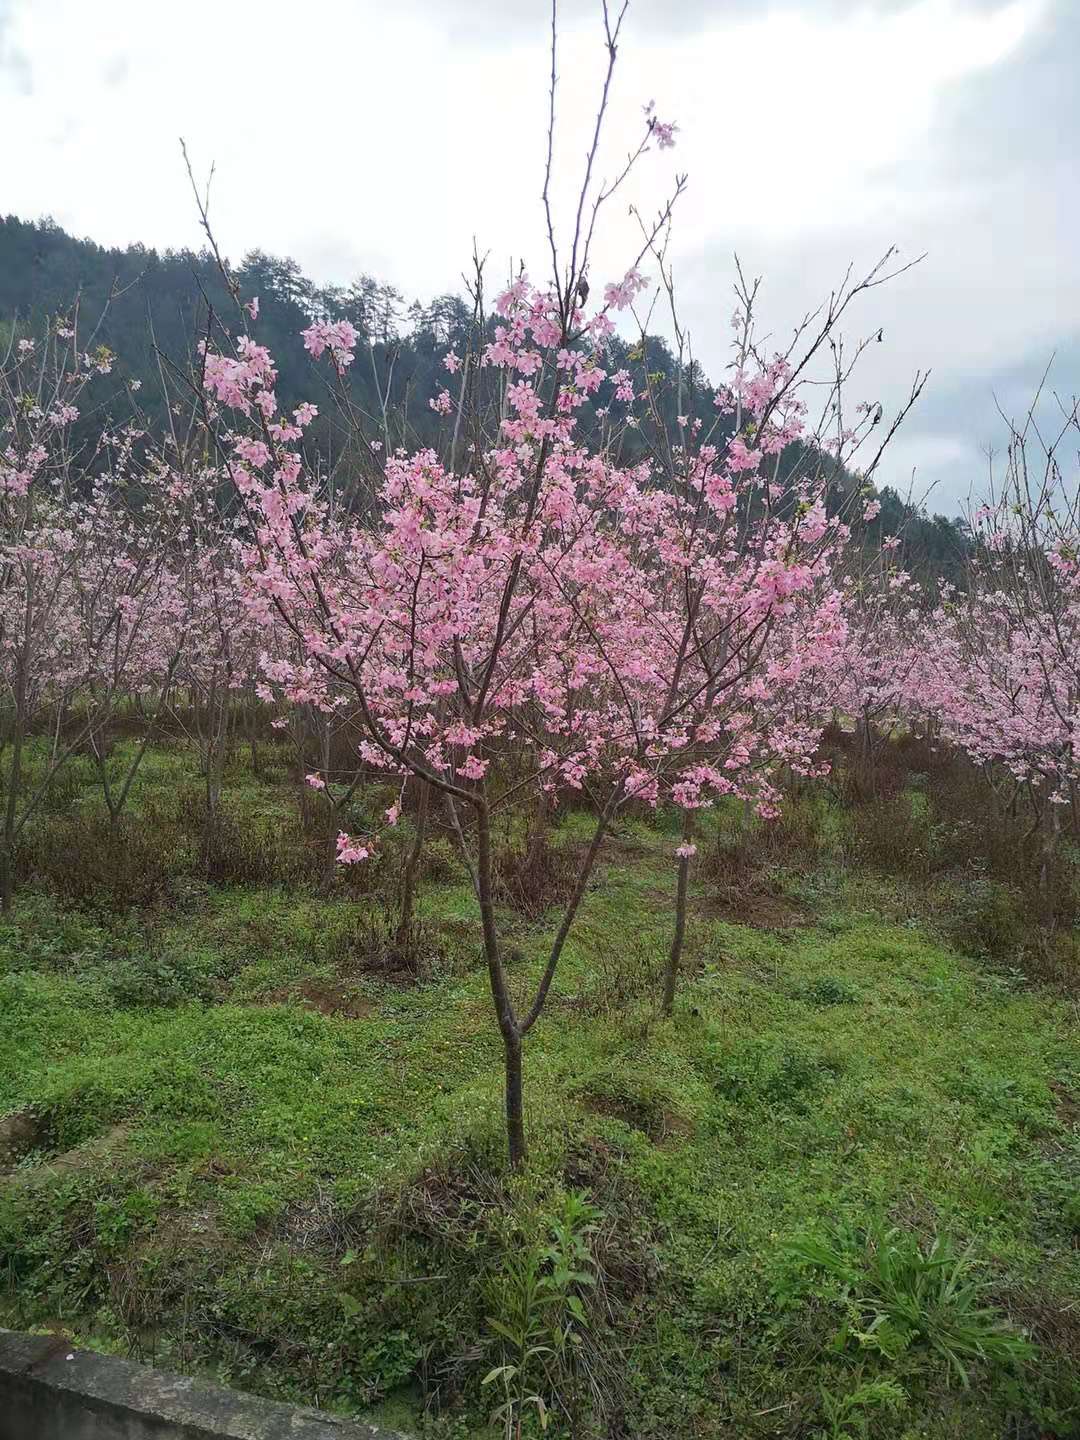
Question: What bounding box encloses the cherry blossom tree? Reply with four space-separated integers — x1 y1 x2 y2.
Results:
70 450 190 828
176 1 925 1164
0 314 124 908
617 246 919 1010
924 397 1080 884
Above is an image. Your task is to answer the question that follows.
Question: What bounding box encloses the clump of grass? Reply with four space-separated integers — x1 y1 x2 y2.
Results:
781 1220 1036 1386
795 975 859 1007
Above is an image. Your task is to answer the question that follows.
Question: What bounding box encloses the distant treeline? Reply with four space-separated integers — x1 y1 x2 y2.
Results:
0 213 971 587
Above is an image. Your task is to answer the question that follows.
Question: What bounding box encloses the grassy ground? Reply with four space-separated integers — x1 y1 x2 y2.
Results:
0 738 1077 1438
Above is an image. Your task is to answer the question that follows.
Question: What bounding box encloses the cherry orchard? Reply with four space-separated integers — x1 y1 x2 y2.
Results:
0 319 179 909
915 406 1080 875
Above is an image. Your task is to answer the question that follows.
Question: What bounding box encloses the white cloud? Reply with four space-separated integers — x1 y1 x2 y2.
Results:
0 0 1073 509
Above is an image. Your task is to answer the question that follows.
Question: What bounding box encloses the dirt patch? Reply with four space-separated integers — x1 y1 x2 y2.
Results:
1050 1080 1079 1128
1000 1285 1080 1367
196 1155 235 1179
696 887 808 930
2 1121 129 1181
0 1108 44 1168
46 1124 130 1175
377 1157 510 1254
108 1206 228 1337
582 1094 693 1146
261 980 376 1019
277 1190 355 1254
600 829 651 859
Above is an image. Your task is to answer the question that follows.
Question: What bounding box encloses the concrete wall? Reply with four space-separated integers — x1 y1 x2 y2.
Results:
0 1330 409 1440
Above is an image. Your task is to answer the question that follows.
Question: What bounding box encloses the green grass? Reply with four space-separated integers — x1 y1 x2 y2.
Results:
0 746 1077 1438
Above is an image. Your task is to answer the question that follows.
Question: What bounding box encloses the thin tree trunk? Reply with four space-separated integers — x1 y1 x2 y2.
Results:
503 1030 526 1171
463 786 619 1169
50 702 64 767
1 734 23 913
0 847 12 916
475 798 527 1168
395 779 430 951
662 811 694 1016
1 608 30 914
248 699 260 777
1038 782 1060 899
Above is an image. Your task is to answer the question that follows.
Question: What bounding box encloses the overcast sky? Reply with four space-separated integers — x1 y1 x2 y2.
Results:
1 0 1076 513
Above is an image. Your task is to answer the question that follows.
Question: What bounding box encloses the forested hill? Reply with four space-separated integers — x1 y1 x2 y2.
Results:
0 213 971 585
0 213 463 454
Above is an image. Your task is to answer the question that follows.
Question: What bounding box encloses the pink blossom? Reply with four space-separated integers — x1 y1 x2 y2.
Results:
302 319 358 370
603 269 648 312
336 832 371 864
644 100 678 149
610 369 636 405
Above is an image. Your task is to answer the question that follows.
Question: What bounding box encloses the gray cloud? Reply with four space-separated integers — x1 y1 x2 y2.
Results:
664 0 1076 511
875 0 1079 506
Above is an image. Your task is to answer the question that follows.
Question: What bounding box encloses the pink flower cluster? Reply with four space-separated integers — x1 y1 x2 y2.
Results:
302 319 359 370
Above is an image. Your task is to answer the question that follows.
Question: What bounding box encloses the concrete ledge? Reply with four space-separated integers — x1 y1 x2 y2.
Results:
0 1330 410 1440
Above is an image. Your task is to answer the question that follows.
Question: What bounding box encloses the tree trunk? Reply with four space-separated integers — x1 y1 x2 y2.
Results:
856 708 877 798
661 812 693 1016
471 788 618 1170
395 779 430 951
503 1030 526 1170
475 797 527 1168
1 660 28 915
1038 782 1060 900
0 846 12 916
321 811 338 895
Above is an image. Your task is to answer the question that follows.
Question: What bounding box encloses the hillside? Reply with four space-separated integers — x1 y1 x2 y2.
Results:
0 213 971 585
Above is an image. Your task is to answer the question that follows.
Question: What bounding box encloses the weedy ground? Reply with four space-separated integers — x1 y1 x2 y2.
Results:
0 735 1077 1439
